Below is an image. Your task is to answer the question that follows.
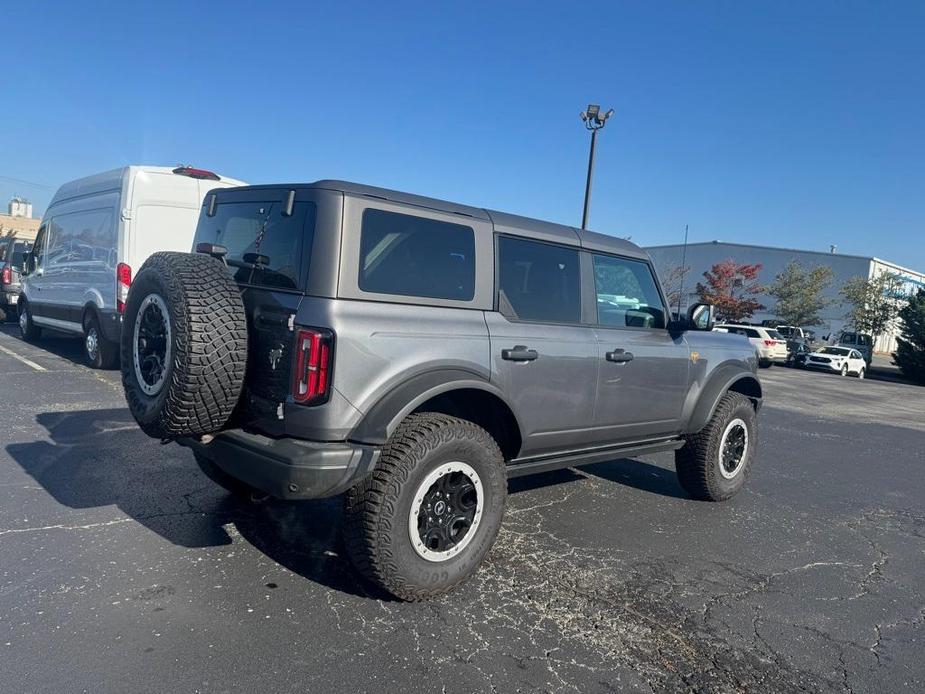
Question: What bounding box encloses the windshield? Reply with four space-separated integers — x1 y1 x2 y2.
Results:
821 347 850 356
767 330 784 340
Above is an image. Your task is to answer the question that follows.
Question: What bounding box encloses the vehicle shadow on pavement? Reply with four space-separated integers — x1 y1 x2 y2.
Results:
0 324 97 369
6 408 379 599
578 458 689 499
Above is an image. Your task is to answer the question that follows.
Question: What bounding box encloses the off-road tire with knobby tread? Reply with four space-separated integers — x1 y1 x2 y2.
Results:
675 392 756 502
121 252 248 440
84 311 119 369
343 413 507 601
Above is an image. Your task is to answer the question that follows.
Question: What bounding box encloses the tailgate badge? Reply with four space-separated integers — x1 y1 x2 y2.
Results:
268 346 284 371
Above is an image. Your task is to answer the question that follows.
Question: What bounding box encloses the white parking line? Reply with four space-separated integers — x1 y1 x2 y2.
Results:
0 342 47 372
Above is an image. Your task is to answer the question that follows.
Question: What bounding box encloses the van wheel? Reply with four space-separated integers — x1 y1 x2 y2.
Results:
675 392 756 502
120 252 248 440
83 312 118 369
18 301 41 341
344 413 507 601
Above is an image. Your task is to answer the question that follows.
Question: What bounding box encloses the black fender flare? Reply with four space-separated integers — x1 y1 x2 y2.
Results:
348 369 523 446
683 365 762 435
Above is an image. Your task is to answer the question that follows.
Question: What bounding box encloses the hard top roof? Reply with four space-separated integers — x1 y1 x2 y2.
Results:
224 179 647 259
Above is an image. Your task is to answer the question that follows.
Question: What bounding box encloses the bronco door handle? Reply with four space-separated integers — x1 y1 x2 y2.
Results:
501 345 538 362
605 349 634 363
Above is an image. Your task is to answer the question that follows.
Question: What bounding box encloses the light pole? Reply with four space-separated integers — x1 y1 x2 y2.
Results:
580 104 614 230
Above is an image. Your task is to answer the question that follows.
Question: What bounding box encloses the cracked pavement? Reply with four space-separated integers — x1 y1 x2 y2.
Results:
1 325 923 693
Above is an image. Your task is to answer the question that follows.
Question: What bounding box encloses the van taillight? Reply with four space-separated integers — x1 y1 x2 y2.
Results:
172 166 220 181
1 266 10 285
116 263 132 313
292 328 333 405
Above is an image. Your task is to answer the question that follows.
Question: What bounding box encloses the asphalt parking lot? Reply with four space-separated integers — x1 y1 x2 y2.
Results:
1 325 923 694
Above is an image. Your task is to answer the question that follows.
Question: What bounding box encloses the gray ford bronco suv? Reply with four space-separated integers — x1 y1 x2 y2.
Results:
120 181 761 600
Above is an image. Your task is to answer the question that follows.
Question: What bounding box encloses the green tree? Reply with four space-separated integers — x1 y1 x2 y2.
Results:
839 272 907 340
696 260 765 322
893 288 925 384
767 261 835 326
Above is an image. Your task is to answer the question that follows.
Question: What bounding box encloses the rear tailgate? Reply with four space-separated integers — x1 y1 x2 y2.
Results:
192 188 317 435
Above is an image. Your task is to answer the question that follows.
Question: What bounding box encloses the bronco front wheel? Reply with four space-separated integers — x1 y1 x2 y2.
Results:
675 392 757 501
343 413 507 601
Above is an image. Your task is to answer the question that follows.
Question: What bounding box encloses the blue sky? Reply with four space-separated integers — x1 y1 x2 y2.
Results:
3 1 924 267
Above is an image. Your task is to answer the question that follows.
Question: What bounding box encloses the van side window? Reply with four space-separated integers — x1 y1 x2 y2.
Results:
358 209 475 301
592 254 667 329
498 236 580 323
45 209 114 267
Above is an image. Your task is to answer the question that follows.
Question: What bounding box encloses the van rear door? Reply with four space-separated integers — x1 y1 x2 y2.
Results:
192 188 317 434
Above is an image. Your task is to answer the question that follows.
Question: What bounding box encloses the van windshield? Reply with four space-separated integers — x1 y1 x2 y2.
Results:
194 200 315 290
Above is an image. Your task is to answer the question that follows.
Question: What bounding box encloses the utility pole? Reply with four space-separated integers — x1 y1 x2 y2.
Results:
580 104 614 229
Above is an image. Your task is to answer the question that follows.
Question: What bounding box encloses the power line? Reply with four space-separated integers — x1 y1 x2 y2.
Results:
0 174 54 190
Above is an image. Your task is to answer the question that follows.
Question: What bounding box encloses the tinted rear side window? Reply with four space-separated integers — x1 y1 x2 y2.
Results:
498 236 580 323
195 200 315 290
358 209 475 301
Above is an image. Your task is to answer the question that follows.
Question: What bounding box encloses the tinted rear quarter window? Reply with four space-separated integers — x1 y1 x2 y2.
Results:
498 236 580 323
195 200 315 290
358 209 475 301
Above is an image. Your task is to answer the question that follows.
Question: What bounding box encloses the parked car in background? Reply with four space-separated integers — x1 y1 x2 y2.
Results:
18 166 245 367
0 237 34 321
785 341 812 368
805 346 867 378
715 323 787 367
835 331 873 365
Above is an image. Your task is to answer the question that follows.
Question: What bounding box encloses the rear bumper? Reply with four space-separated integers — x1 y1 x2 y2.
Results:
178 429 380 500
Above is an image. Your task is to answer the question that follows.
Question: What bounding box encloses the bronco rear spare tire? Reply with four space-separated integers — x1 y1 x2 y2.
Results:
121 252 248 440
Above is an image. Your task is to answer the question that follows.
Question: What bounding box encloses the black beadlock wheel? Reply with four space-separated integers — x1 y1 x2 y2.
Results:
343 413 507 601
675 392 757 502
120 252 248 440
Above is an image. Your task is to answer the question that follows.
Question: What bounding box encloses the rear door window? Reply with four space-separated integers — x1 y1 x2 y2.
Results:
358 208 475 301
195 200 315 290
498 236 580 323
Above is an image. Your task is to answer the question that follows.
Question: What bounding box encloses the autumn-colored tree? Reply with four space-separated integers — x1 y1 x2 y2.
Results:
696 260 766 322
655 263 690 314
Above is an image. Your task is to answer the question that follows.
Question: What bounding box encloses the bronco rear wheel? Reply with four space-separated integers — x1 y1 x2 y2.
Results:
120 252 248 440
343 413 507 601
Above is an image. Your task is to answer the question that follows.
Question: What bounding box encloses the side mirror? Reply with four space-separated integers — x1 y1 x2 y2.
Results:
21 252 34 276
687 303 715 331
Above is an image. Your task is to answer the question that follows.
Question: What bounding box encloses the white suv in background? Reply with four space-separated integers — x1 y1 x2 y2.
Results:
715 324 788 368
18 166 245 368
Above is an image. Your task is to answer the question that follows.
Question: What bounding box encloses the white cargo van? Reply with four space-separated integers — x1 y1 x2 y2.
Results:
19 166 246 367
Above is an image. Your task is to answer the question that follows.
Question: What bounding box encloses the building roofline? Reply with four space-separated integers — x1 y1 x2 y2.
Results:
643 240 876 263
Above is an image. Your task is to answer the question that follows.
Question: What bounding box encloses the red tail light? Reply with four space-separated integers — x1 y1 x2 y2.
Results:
116 263 132 313
764 339 776 347
172 166 220 181
292 328 334 405
1 266 10 285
